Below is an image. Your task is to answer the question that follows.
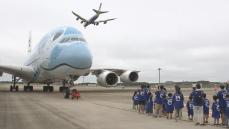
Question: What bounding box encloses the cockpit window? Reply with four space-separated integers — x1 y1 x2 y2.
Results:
52 30 63 41
60 37 86 43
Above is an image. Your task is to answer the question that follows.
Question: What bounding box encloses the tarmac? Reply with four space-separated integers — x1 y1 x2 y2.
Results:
0 84 222 129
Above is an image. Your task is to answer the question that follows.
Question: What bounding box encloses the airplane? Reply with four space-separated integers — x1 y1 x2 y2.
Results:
0 26 139 92
72 3 116 28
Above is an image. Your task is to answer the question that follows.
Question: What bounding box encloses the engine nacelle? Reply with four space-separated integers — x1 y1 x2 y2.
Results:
104 21 107 24
97 71 119 87
120 71 139 83
76 18 80 20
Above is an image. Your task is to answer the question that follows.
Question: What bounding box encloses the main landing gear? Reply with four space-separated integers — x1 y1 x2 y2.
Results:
10 76 19 92
23 83 33 92
59 80 67 92
43 84 54 92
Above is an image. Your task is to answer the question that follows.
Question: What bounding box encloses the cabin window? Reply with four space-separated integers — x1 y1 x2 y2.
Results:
52 30 63 41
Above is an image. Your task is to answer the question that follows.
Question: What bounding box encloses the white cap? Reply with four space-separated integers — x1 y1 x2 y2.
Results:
192 84 196 88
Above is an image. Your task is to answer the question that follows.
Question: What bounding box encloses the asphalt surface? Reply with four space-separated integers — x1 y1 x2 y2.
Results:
0 86 222 129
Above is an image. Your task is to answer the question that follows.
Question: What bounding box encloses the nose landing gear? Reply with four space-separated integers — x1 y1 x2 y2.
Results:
10 76 20 92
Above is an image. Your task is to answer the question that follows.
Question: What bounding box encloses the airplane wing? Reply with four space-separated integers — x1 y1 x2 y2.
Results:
90 68 139 76
72 11 88 22
94 18 116 25
0 64 34 81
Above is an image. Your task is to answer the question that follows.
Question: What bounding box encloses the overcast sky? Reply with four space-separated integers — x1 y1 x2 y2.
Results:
0 0 229 83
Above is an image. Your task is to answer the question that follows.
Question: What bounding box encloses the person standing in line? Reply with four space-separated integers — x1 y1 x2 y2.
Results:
173 85 184 121
224 94 229 127
165 93 174 119
193 83 205 125
154 85 166 117
138 86 146 113
212 95 220 125
145 92 153 115
186 96 194 120
132 90 139 110
203 93 210 124
217 85 227 125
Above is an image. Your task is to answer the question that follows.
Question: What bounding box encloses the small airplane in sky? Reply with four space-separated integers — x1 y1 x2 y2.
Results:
72 3 116 28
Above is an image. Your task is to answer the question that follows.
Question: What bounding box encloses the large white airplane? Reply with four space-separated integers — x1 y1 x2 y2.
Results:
0 26 139 92
72 3 116 28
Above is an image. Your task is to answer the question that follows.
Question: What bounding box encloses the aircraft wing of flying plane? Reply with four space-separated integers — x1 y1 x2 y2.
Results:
72 11 88 23
94 18 116 25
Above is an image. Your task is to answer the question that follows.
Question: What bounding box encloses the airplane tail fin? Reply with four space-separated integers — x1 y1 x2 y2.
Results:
93 3 109 14
27 31 32 54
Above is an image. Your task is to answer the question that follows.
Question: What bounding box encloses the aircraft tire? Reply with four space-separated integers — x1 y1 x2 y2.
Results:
10 85 13 92
29 86 33 91
23 86 27 91
43 86 47 92
16 86 19 92
48 86 54 92
59 87 64 92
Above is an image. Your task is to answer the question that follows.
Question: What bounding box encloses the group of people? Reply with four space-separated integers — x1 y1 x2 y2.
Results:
132 83 229 127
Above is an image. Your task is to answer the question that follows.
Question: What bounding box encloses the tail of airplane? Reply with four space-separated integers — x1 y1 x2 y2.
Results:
93 3 109 14
27 31 32 54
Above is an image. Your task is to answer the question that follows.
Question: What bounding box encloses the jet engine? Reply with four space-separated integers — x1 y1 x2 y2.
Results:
97 71 118 87
76 18 80 20
104 21 107 24
120 71 139 83
81 21 84 24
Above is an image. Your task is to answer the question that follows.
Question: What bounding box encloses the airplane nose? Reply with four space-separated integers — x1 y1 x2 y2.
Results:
49 42 92 69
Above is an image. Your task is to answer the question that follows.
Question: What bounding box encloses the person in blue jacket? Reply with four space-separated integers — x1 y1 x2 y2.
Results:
225 94 229 127
173 85 184 121
217 85 227 125
193 83 204 125
212 95 220 125
165 93 174 119
145 92 153 115
186 96 194 120
138 85 147 113
132 90 139 110
154 85 166 117
203 93 210 124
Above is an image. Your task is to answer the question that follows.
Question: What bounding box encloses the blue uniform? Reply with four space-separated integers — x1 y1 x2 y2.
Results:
225 99 229 118
203 99 210 114
133 94 139 105
190 90 196 99
193 90 204 106
144 88 150 101
217 90 227 109
172 93 184 109
165 97 174 113
139 90 145 101
146 97 153 113
155 90 165 104
186 100 194 116
212 101 220 119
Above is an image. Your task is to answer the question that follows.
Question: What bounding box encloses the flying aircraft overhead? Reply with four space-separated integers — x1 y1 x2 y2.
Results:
0 27 139 92
72 3 116 28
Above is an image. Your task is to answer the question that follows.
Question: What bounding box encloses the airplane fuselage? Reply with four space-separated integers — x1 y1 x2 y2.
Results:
84 14 100 27
24 26 92 84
